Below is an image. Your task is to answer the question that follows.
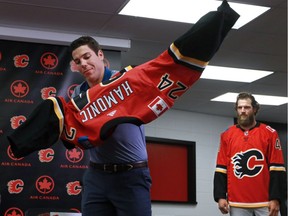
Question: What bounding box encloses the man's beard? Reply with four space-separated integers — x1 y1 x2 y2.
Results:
237 113 255 127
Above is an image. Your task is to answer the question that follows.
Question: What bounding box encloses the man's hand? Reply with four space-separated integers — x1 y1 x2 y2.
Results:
218 198 229 214
268 200 280 216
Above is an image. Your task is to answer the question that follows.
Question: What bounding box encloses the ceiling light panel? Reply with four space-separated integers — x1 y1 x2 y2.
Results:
119 0 270 29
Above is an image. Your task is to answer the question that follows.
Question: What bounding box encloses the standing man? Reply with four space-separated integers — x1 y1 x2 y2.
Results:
213 92 286 216
68 1 238 215
69 36 152 216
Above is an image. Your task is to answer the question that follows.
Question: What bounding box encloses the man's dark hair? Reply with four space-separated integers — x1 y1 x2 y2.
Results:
69 36 101 58
235 92 260 115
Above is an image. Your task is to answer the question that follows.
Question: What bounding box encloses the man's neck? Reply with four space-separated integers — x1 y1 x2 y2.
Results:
240 121 257 131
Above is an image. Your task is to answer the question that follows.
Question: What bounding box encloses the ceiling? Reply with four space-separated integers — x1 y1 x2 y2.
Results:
0 0 287 124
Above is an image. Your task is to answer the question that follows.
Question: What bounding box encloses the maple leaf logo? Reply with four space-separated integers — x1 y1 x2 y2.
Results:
7 146 23 161
10 80 29 98
66 148 84 163
156 103 164 111
148 96 169 116
40 52 58 69
5 207 24 216
36 175 54 194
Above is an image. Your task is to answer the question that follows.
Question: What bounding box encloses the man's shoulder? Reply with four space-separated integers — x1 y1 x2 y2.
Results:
258 122 278 134
223 124 237 133
220 124 239 138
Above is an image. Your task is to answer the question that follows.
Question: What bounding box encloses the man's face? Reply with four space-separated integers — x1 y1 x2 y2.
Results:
236 98 255 127
72 45 105 86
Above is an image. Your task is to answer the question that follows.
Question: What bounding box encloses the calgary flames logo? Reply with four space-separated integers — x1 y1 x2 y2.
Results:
38 148 54 162
7 179 24 194
10 80 29 98
14 54 29 68
231 148 264 179
10 115 26 129
41 87 57 99
40 52 58 69
66 181 82 195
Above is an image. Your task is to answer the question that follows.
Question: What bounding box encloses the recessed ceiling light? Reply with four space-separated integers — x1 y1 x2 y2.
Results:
201 66 273 82
211 92 288 106
119 0 270 29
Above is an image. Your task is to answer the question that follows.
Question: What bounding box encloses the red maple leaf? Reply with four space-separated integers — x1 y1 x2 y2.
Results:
13 83 26 95
39 178 52 191
13 83 27 96
68 149 81 160
156 103 163 111
43 55 56 67
8 210 21 216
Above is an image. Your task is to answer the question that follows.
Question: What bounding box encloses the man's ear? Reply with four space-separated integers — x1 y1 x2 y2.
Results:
253 107 258 115
97 50 105 59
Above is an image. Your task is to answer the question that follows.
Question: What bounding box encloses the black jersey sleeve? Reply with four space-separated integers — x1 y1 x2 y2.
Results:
213 171 228 202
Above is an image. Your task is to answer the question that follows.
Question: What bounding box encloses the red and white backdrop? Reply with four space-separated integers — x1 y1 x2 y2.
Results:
0 39 120 216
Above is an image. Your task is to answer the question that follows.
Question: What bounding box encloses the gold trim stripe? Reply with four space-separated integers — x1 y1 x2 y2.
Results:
170 43 209 68
48 97 64 136
229 201 269 208
215 167 227 174
269 166 286 172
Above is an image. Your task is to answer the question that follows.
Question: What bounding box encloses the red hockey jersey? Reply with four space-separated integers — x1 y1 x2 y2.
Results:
59 49 203 149
214 123 286 208
8 0 240 157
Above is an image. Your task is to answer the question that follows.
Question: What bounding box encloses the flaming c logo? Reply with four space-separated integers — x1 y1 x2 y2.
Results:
38 149 54 162
41 87 57 99
4 207 24 216
14 54 29 68
40 52 58 69
7 179 24 194
36 175 55 194
231 149 264 179
10 80 29 98
66 181 82 195
10 115 26 129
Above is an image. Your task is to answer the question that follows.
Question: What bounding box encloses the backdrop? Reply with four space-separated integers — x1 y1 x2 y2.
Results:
0 39 120 215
